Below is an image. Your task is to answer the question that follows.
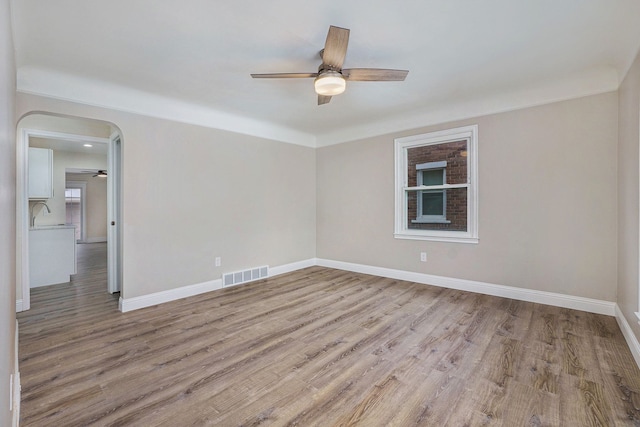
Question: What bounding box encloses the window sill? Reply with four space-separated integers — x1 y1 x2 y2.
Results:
411 219 451 224
394 233 479 244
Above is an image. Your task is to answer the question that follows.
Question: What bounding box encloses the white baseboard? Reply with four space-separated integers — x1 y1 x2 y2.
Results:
269 258 317 278
316 258 616 316
119 278 222 312
615 304 640 368
120 258 319 312
119 257 617 316
16 299 23 313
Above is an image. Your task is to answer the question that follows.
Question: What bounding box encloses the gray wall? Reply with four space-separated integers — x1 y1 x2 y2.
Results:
0 0 16 423
317 92 618 301
618 49 640 338
17 93 317 299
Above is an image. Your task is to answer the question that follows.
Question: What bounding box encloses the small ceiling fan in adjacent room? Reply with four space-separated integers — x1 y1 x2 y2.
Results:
79 170 108 177
251 25 409 105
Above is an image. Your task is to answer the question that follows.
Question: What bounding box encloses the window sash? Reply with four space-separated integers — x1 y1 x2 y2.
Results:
418 190 446 220
419 169 444 186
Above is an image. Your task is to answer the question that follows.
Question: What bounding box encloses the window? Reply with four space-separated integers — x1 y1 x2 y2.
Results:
65 181 87 243
65 188 82 241
395 125 478 243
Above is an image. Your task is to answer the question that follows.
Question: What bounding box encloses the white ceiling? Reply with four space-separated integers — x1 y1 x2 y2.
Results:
11 0 640 146
29 137 108 155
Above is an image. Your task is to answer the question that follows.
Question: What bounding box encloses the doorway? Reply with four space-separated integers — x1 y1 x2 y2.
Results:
16 113 123 312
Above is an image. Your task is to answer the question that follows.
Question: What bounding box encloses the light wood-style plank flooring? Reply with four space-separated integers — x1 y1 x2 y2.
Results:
18 243 640 426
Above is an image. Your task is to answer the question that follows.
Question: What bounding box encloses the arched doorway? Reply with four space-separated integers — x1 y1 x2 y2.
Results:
16 113 123 311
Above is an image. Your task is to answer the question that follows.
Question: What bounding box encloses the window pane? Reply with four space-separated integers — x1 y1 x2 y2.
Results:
408 187 468 231
66 188 81 200
407 140 467 186
421 169 444 186
421 191 444 215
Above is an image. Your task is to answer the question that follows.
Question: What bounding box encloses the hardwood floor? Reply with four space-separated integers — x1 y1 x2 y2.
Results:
18 244 640 426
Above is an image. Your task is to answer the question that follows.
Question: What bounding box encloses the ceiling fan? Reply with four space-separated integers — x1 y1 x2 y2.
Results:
251 25 409 105
80 170 107 177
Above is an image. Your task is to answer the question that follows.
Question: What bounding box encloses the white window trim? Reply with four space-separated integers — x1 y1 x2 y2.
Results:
394 124 479 244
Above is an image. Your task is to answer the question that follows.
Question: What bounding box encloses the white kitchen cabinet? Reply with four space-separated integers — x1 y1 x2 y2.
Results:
28 147 53 199
29 226 77 288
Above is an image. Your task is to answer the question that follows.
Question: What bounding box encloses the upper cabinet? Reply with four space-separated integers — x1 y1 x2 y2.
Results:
28 147 53 199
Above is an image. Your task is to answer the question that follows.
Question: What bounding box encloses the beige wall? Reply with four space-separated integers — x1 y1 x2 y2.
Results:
0 0 16 423
317 92 618 301
18 91 619 304
618 49 640 338
29 149 107 227
17 93 317 300
66 173 108 241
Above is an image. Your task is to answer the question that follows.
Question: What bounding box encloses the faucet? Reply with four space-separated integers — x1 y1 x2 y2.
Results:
30 201 51 228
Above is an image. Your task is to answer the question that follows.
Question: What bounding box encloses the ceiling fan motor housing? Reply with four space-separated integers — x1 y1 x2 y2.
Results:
314 69 346 96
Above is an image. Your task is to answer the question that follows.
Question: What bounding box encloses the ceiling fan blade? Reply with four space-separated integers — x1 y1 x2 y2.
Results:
251 73 318 79
322 26 350 69
318 95 332 105
343 68 409 81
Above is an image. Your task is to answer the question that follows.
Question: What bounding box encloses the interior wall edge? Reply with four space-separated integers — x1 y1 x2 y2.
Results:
12 321 20 426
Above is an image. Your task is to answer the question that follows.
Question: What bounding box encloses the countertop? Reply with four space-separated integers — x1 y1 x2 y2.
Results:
29 225 76 231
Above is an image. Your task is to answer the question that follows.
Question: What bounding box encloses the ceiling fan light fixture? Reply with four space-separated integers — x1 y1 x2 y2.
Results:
96 170 107 178
314 71 346 96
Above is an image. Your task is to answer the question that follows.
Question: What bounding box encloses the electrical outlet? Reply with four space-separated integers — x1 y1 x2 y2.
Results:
420 252 427 262
215 257 221 267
